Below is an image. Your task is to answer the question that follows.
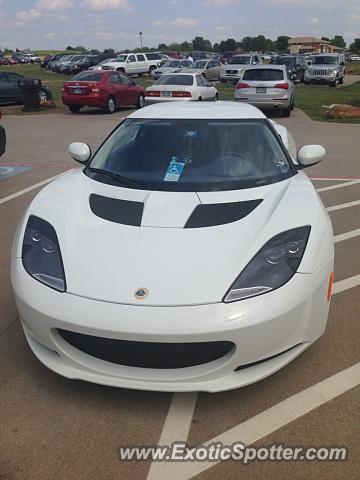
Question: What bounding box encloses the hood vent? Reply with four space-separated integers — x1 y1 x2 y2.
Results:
89 194 144 226
184 199 262 228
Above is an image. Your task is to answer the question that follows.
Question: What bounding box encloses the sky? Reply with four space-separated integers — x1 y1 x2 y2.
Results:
0 0 359 51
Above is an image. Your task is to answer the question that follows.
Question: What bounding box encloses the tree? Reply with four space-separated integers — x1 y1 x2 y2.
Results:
331 35 346 49
321 37 331 42
75 45 87 52
158 43 168 50
219 38 237 52
242 36 254 52
192 36 212 51
168 42 182 52
350 38 360 53
213 42 220 53
66 45 74 51
103 48 115 55
275 36 290 53
181 41 192 51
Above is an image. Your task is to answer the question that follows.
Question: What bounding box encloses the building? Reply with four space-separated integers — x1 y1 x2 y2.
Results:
288 37 340 54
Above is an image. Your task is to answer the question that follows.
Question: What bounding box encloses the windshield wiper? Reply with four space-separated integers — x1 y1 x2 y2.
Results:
87 167 144 189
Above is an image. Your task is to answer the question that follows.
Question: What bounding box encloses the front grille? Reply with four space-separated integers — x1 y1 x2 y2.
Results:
226 70 238 74
58 329 234 369
234 344 301 371
310 69 329 76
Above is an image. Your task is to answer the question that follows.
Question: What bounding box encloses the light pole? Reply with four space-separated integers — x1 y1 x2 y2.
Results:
139 32 143 50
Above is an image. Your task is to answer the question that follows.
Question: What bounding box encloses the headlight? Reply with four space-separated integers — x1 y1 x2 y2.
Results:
22 215 66 292
224 226 311 303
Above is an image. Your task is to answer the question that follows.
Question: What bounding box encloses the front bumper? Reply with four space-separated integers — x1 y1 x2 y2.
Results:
12 258 333 392
305 74 337 84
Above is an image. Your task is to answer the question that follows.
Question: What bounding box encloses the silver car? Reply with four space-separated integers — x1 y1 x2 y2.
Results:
220 53 262 83
151 60 192 80
304 53 346 87
181 59 222 81
234 65 295 117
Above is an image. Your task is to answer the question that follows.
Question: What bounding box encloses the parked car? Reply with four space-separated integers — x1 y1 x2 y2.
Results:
58 55 85 74
11 101 333 391
21 53 41 63
7 58 19 65
219 51 236 64
101 52 162 75
159 51 180 59
220 54 262 83
88 58 116 71
349 55 360 62
145 73 218 103
304 53 346 87
234 65 295 117
274 55 307 83
0 57 10 66
151 60 192 80
61 70 145 113
0 122 5 157
43 54 64 70
181 59 222 80
0 71 52 104
68 54 115 74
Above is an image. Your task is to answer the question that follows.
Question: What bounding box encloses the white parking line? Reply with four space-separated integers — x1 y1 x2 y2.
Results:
327 199 360 212
0 172 68 206
317 179 360 192
149 275 360 480
334 228 360 243
333 274 360 295
147 363 360 480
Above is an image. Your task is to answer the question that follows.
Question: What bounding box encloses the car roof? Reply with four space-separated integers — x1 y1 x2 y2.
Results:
128 101 266 120
243 64 287 70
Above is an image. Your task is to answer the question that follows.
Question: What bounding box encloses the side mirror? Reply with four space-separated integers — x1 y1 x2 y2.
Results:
0 125 6 157
68 142 91 164
297 145 326 168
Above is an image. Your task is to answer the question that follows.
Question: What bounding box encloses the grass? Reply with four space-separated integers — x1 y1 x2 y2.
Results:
1 63 360 122
346 61 360 75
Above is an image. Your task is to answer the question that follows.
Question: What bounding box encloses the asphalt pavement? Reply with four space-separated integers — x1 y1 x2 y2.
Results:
0 108 359 480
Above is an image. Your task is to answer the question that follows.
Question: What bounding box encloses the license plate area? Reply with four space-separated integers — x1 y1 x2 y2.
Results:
73 88 83 94
161 91 171 97
256 87 267 94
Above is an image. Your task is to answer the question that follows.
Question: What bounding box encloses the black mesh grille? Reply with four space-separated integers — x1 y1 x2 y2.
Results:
58 329 234 369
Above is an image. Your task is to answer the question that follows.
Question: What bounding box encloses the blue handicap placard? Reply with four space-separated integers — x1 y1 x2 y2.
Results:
164 159 185 182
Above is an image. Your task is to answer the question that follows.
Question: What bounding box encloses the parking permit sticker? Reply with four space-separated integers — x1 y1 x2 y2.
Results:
164 158 185 182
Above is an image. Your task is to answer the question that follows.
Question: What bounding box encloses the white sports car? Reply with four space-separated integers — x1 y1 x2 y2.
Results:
11 102 334 392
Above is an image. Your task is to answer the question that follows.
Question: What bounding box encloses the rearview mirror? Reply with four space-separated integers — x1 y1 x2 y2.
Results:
68 142 91 164
297 145 326 168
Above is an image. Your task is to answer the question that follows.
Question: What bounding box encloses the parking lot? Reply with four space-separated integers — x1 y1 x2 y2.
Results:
0 108 359 479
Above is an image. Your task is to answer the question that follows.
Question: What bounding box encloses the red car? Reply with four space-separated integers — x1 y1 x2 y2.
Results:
61 70 146 114
7 58 19 65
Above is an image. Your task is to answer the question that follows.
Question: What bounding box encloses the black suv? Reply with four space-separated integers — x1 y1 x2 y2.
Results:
274 55 307 83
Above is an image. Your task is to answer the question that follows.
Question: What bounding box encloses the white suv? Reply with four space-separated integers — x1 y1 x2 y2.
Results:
220 53 262 83
101 53 162 75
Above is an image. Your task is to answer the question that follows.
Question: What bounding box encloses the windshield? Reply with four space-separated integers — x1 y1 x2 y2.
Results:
314 56 338 65
87 119 293 192
163 61 180 68
189 61 207 69
228 56 251 65
275 57 295 67
113 55 128 62
155 75 193 86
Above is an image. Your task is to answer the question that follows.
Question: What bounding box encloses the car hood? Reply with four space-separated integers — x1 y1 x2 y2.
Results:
181 68 205 74
18 170 332 306
311 64 338 69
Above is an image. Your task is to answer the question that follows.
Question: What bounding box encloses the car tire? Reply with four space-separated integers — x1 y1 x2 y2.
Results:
136 94 145 109
330 78 338 88
149 66 156 75
68 105 81 113
290 97 295 111
339 76 344 85
281 106 291 117
198 97 203 101
116 68 125 73
105 96 116 114
214 93 219 101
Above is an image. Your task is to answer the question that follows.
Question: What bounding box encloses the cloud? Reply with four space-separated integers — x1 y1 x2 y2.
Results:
309 16 319 25
36 0 74 11
81 0 132 10
202 0 239 5
349 6 360 21
172 17 199 27
15 0 73 25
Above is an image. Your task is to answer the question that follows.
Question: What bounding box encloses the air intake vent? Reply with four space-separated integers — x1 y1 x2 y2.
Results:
185 200 262 228
89 194 143 226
